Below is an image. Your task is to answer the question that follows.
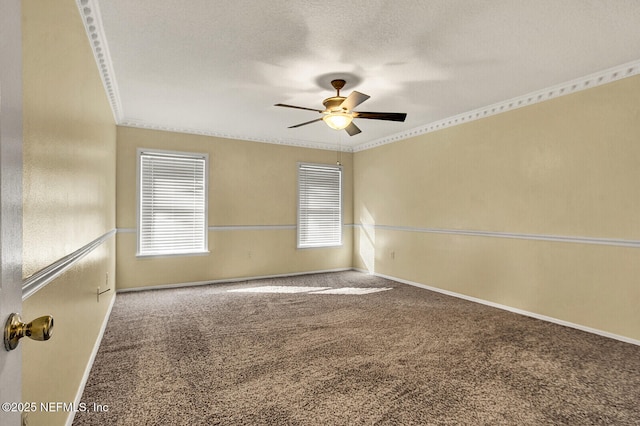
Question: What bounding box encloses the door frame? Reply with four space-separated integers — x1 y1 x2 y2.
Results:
0 0 24 424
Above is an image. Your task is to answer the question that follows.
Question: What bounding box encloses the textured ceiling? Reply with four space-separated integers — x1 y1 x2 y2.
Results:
82 0 640 151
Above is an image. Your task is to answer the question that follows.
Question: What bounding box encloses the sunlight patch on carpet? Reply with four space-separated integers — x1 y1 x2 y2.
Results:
227 286 392 295
310 287 393 295
228 286 330 293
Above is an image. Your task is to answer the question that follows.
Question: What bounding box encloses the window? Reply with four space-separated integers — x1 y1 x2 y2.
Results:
137 149 208 256
297 163 342 248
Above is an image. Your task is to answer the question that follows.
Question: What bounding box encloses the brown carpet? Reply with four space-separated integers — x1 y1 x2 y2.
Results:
73 271 640 425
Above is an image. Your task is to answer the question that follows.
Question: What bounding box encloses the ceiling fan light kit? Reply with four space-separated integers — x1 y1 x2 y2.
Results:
322 112 353 130
275 79 407 136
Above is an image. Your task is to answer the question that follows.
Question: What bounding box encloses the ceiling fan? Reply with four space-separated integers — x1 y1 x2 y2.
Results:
275 79 407 136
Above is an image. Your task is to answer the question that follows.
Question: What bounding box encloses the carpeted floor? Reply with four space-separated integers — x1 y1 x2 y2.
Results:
73 271 640 425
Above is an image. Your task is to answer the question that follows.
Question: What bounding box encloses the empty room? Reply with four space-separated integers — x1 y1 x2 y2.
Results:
1 0 640 425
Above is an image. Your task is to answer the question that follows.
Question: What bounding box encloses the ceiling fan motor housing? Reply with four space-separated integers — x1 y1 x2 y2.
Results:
324 79 349 112
323 97 348 112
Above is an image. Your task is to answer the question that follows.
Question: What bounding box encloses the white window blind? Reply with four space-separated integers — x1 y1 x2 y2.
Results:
138 150 208 256
298 163 342 248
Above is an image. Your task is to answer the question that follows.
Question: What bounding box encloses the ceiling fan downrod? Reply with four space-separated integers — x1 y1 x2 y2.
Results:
331 79 346 97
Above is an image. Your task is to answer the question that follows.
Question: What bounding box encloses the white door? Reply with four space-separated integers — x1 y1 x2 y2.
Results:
0 0 24 424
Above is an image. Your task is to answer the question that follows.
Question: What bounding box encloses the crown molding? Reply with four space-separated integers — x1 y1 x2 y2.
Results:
75 0 123 122
76 1 639 154
353 59 640 152
118 121 355 152
74 0 350 153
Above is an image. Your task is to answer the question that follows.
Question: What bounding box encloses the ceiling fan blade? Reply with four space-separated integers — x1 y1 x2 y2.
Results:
345 122 361 136
275 103 323 113
352 111 407 122
288 118 324 128
339 91 370 111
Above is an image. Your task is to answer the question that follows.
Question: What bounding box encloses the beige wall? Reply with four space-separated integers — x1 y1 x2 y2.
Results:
354 75 640 341
22 1 117 425
16 2 640 426
17 3 640 424
116 127 353 289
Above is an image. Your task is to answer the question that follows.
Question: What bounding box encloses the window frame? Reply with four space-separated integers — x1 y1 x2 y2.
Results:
136 148 209 258
297 162 343 249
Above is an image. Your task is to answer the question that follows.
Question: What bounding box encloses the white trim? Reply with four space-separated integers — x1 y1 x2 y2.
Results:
76 1 640 153
75 0 123 123
119 122 355 153
119 225 354 233
22 229 117 300
116 268 352 293
135 250 210 260
353 59 640 152
354 224 640 249
120 60 640 153
119 265 640 346
357 269 640 347
65 293 116 426
209 225 296 231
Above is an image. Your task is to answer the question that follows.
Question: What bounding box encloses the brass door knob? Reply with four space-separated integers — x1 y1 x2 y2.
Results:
4 313 54 351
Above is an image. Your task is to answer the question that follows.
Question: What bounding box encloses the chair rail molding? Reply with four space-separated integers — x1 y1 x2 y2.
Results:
22 229 116 300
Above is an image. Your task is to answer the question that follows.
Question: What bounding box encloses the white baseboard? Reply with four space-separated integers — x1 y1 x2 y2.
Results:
76 264 638 426
116 268 353 293
356 269 640 347
66 293 117 426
